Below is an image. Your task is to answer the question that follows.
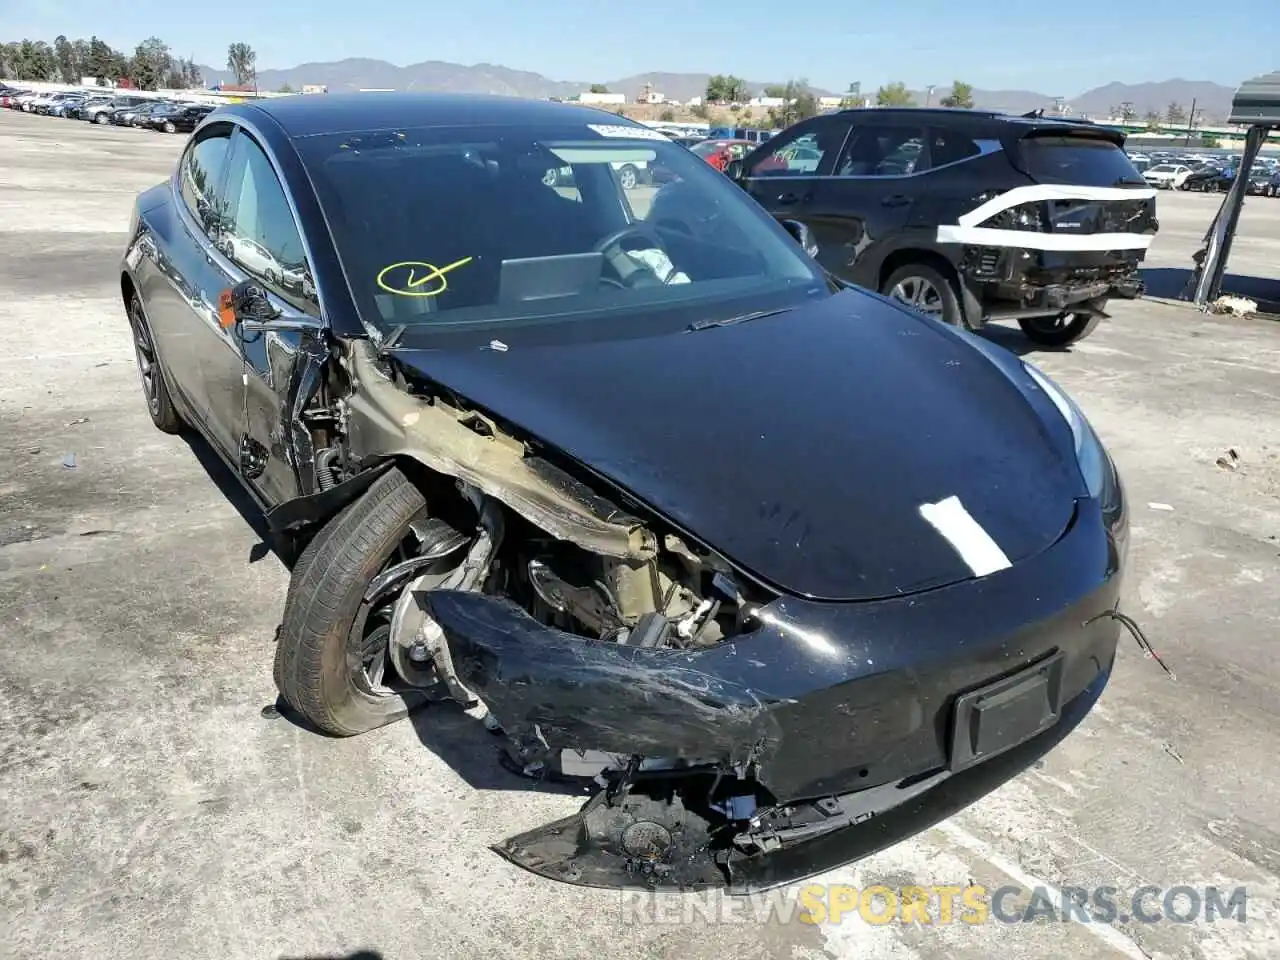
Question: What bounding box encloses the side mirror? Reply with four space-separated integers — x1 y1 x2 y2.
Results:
222 279 311 335
724 158 745 182
781 219 819 259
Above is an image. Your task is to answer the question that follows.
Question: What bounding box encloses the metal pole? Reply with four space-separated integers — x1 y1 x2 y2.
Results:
1185 98 1197 147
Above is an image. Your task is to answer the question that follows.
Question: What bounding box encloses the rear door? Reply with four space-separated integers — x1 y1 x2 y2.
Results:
740 115 852 225
801 120 934 285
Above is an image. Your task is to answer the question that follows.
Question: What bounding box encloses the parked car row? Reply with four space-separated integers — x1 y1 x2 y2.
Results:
0 83 217 133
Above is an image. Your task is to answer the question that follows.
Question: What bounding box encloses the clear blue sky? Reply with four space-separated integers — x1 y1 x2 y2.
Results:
4 0 1276 93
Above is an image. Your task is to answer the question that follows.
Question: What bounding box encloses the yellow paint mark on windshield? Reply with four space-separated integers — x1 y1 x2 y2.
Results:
376 256 474 297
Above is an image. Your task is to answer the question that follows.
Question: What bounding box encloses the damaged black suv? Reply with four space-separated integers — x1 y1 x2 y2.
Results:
730 108 1157 346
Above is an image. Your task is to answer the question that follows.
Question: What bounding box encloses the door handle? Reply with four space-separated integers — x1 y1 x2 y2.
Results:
776 191 806 205
881 194 911 207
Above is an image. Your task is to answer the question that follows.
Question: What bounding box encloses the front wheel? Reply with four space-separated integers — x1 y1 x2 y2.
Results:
163 120 176 133
274 468 440 736
881 262 964 327
1018 311 1103 347
94 112 108 124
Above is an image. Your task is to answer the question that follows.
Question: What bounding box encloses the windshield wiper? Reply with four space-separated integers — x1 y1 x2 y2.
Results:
685 307 794 333
1113 176 1149 186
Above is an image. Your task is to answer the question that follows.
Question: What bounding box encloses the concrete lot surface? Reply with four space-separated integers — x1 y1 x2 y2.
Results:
1 109 1278 960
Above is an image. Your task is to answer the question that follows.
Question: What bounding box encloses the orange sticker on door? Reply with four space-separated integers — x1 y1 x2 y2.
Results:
218 289 236 328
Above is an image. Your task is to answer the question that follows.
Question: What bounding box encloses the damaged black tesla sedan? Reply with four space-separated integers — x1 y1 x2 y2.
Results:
121 92 1133 892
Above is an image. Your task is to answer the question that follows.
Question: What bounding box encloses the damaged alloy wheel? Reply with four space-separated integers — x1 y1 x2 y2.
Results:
274 468 460 736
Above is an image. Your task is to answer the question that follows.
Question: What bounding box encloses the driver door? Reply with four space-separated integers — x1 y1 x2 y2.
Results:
740 116 852 224
201 125 321 507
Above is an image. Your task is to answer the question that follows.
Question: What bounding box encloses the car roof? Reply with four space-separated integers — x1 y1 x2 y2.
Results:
227 91 640 139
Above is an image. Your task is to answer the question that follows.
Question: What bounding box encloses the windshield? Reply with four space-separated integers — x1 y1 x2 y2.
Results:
295 122 826 338
1017 135 1144 185
1149 164 1177 173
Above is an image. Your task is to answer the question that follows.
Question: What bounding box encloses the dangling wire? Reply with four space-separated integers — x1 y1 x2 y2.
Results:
1087 607 1175 680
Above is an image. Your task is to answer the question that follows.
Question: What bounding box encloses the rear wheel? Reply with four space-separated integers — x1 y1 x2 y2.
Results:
617 164 639 190
163 120 176 134
881 262 964 327
94 112 108 124
274 469 449 737
1018 311 1103 347
127 294 184 433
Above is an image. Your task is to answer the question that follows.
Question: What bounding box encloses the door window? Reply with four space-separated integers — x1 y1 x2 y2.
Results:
179 125 233 238
747 118 850 178
221 131 318 314
927 129 982 168
835 125 929 177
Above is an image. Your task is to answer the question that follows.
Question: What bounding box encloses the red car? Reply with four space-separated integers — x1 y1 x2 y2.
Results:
691 138 754 172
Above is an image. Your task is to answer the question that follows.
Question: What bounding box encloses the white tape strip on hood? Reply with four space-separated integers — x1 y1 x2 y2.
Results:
936 183 1158 251
918 495 1012 578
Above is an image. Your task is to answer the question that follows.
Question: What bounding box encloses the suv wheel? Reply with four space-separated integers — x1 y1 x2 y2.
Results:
94 112 108 124
881 263 963 327
1018 312 1103 347
617 164 639 190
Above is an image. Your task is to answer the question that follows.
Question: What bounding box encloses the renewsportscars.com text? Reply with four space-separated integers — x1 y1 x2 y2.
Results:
618 884 1249 926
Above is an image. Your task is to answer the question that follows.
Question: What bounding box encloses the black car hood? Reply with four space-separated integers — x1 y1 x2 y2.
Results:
389 294 1080 601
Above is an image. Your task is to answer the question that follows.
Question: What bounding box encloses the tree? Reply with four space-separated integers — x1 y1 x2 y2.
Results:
1109 101 1136 122
588 83 609 94
762 79 818 129
658 107 676 121
839 81 863 109
705 74 748 103
54 35 77 82
183 60 203 88
939 80 974 109
129 37 172 91
226 42 257 86
875 82 915 107
1143 109 1162 131
689 102 710 119
1165 101 1187 125
278 82 295 93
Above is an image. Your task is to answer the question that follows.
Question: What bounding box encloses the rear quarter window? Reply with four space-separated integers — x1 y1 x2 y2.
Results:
1016 135 1143 186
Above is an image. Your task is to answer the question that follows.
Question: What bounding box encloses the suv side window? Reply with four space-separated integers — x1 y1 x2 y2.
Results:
221 130 317 314
927 128 982 168
835 125 929 177
747 117 851 177
179 125 233 238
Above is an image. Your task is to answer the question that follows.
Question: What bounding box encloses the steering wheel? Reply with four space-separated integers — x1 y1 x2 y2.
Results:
594 223 672 288
593 223 667 256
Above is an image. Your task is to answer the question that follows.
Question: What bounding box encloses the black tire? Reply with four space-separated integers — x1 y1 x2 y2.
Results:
163 120 176 134
1018 312 1103 347
617 164 639 190
880 262 964 327
274 468 432 736
127 294 184 433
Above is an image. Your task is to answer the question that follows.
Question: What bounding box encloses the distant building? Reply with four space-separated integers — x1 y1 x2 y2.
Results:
302 84 327 95
575 91 626 105
636 83 665 105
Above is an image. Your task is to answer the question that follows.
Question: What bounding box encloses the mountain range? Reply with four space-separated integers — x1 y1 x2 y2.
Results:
195 59 1238 120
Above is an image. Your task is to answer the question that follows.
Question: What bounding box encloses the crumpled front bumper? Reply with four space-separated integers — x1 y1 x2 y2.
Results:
425 500 1126 891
